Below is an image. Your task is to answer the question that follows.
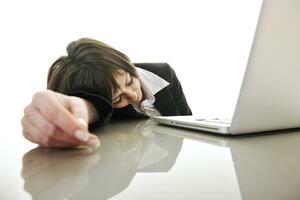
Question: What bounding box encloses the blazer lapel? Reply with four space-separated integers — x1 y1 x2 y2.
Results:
154 88 179 116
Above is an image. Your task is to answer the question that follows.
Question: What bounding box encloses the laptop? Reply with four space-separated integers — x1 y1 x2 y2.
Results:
154 0 300 135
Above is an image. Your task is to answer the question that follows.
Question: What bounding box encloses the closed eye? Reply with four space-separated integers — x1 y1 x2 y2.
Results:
126 72 133 86
112 96 121 104
113 72 133 105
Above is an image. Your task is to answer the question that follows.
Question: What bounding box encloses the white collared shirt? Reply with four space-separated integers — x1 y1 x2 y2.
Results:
132 67 170 118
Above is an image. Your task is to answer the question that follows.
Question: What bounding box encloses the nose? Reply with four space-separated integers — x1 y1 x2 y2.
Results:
124 89 139 103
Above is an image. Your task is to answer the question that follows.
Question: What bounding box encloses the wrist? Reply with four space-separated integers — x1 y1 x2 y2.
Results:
82 99 99 124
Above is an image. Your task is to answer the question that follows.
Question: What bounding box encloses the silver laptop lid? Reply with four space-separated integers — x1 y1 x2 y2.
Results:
231 0 300 134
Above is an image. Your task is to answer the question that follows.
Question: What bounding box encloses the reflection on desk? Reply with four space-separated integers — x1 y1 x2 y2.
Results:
22 120 183 200
155 126 300 200
21 119 300 200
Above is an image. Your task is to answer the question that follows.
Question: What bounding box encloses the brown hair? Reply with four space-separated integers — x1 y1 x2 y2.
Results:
47 38 138 101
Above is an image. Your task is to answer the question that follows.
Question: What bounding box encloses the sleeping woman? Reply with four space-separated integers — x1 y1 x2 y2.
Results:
21 38 192 148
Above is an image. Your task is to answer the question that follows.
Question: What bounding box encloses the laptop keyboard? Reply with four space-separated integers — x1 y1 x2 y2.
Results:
195 118 231 124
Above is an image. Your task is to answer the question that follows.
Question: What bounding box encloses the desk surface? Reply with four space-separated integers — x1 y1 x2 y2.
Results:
3 119 300 200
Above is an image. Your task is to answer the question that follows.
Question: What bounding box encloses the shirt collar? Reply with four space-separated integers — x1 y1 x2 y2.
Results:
136 67 170 97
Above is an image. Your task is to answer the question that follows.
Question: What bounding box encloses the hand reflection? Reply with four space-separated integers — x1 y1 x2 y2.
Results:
22 119 183 200
22 148 100 200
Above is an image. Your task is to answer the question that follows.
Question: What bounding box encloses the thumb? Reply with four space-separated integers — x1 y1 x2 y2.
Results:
67 96 89 130
67 97 101 147
65 96 91 142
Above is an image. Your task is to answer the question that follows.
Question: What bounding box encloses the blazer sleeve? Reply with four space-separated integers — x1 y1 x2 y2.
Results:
167 64 192 115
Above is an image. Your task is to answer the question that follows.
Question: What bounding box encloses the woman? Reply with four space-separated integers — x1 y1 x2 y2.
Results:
21 38 192 148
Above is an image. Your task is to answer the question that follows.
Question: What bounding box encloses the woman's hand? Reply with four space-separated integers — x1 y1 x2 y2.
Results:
21 90 100 148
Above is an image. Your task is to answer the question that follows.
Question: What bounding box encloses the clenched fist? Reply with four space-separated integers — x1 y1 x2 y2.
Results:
21 90 100 148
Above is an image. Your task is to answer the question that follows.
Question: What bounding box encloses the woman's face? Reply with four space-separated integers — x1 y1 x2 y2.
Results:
112 70 143 109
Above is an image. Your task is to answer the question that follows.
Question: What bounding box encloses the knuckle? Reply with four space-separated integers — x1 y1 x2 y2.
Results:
23 134 32 143
32 91 51 107
22 131 36 144
21 117 26 127
70 97 88 115
21 117 30 132
70 96 83 104
32 91 60 122
22 130 29 139
32 91 44 102
43 123 56 137
70 97 85 109
23 105 32 116
46 108 59 122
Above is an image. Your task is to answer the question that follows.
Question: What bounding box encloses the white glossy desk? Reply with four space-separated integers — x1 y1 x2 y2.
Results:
3 119 300 200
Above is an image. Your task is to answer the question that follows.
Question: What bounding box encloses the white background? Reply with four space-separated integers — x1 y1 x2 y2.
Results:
0 1 262 199
0 0 263 149
0 0 262 130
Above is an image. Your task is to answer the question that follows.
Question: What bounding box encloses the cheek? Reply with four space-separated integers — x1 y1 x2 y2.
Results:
133 78 141 90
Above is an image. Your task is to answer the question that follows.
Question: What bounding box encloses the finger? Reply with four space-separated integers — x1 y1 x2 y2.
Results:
67 96 101 146
43 126 90 147
24 104 84 145
67 96 89 128
24 103 100 148
67 97 101 146
32 91 89 142
22 116 44 144
86 134 101 148
23 107 100 148
22 116 56 147
39 127 100 148
41 138 75 148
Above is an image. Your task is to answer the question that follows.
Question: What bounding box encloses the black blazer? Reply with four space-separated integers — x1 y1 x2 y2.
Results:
68 63 192 128
111 63 192 120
